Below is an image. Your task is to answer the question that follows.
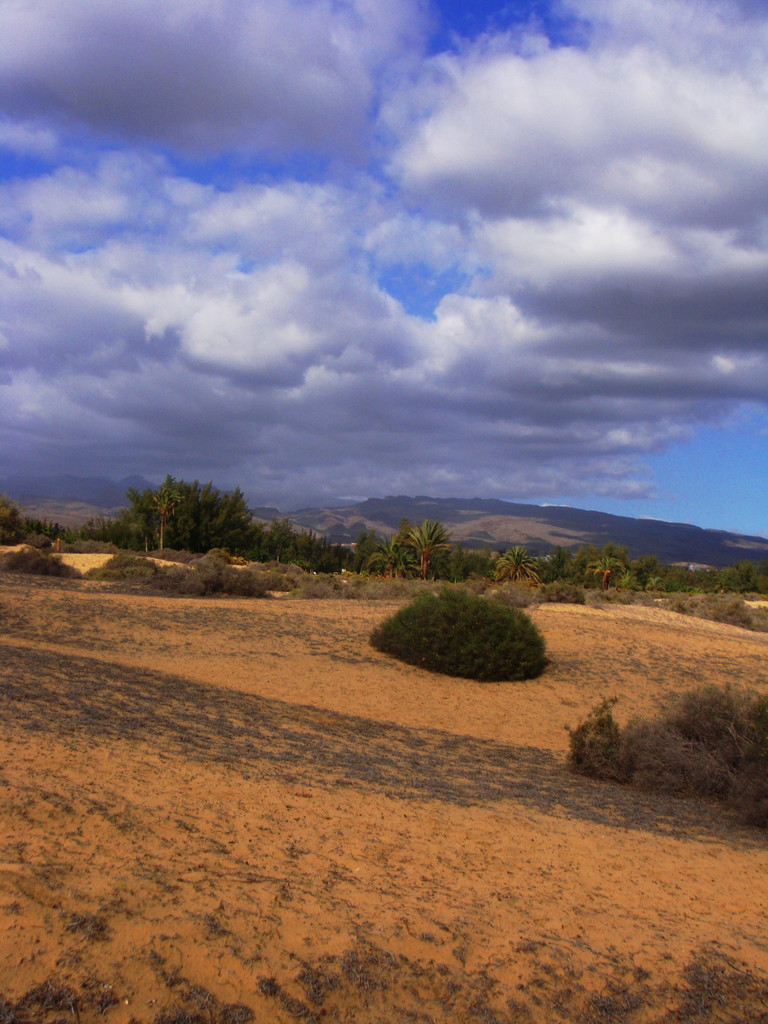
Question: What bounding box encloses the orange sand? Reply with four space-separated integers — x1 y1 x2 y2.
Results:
1 575 767 1022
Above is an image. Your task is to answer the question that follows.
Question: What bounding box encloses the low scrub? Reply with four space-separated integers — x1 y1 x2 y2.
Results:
568 686 768 827
353 577 427 601
87 553 159 580
62 540 119 554
370 586 547 682
586 588 655 608
205 547 232 564
148 548 196 564
150 561 271 597
539 582 586 605
294 574 420 600
665 593 766 631
22 532 52 550
0 547 81 578
294 573 347 598
487 583 538 608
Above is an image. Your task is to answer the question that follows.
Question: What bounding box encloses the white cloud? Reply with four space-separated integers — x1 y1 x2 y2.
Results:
390 5 768 224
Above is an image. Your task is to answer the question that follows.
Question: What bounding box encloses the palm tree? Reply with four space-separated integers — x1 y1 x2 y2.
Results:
152 479 181 550
586 554 625 590
617 569 639 591
494 546 541 585
405 519 452 580
367 537 416 578
645 576 665 592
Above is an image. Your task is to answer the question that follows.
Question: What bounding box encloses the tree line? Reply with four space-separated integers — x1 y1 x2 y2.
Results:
2 481 767 592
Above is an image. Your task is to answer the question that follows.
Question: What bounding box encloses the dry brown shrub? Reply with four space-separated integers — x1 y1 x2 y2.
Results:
569 685 768 827
0 547 82 578
666 593 758 630
487 583 538 608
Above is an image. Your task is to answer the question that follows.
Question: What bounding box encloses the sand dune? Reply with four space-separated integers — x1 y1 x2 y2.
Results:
1 574 767 1022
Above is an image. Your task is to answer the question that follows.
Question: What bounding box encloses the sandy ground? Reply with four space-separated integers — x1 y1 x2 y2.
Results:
1 573 768 1023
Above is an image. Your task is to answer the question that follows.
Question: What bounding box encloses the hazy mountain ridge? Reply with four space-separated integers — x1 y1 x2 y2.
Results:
3 477 767 567
0 474 154 506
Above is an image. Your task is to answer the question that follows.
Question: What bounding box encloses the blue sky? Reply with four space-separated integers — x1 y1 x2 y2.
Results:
0 0 767 536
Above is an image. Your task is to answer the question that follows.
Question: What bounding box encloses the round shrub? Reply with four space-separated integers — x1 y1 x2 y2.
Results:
370 586 547 682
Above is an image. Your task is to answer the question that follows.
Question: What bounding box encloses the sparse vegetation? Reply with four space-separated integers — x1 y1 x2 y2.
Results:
568 686 768 827
370 586 547 681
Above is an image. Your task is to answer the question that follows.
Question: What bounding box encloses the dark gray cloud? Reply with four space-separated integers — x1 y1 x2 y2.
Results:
0 0 425 158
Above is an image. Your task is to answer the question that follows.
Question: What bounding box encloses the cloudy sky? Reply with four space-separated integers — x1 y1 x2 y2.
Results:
1 0 767 533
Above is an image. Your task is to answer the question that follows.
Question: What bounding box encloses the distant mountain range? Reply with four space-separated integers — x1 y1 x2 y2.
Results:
282 495 768 567
3 475 767 567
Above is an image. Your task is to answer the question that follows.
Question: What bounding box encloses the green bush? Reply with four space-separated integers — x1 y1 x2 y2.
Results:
0 547 81 578
87 553 159 580
568 686 768 827
370 586 547 682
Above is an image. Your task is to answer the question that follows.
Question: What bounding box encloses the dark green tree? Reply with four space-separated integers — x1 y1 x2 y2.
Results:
152 477 182 550
125 478 258 555
405 519 452 580
351 528 380 573
367 536 416 578
587 553 626 590
539 546 575 583
0 495 25 544
494 546 541 585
